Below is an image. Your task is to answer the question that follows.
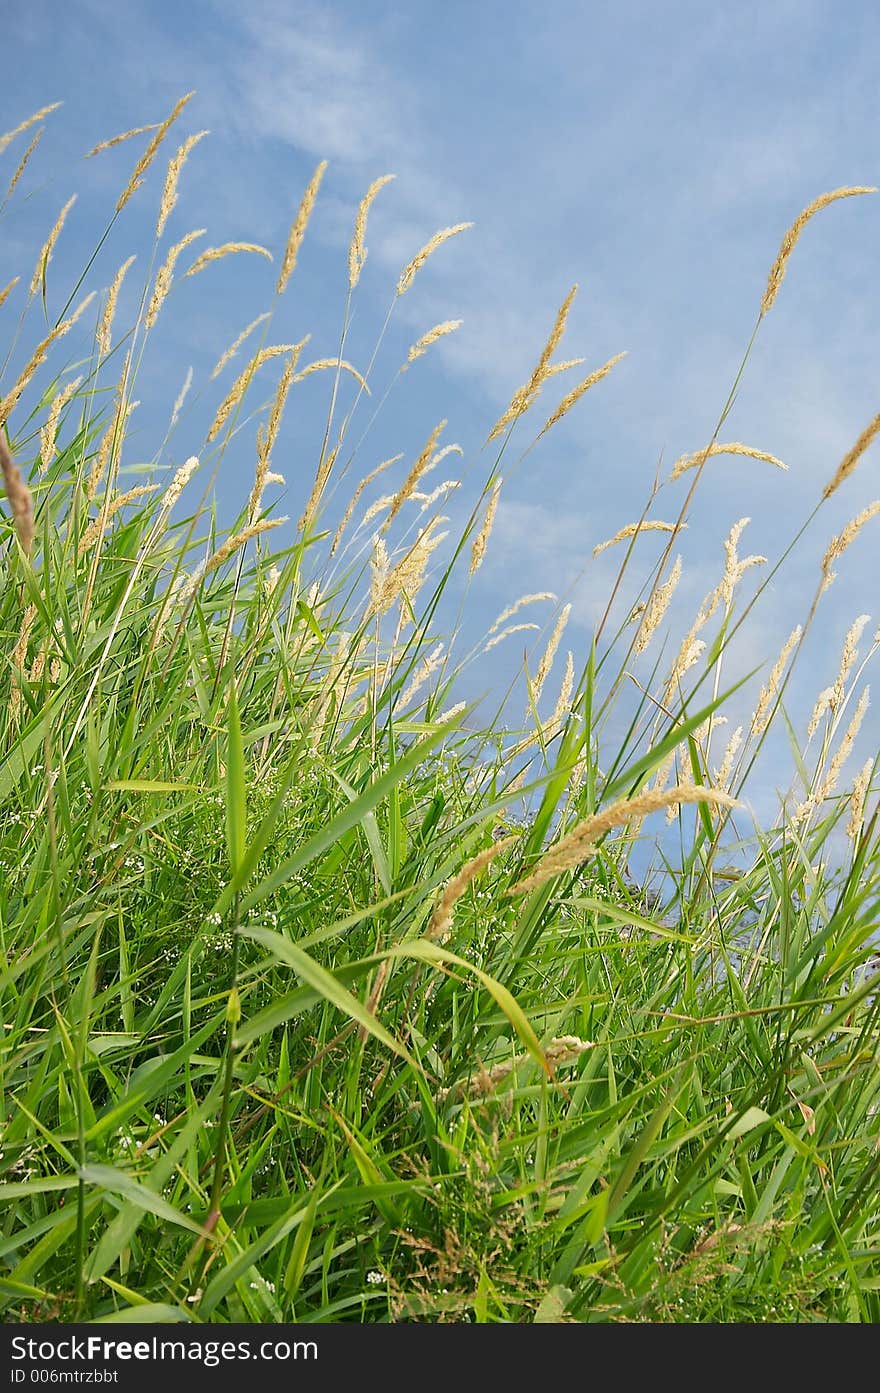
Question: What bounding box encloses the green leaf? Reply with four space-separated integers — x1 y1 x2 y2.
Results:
93 1304 192 1324
383 940 548 1076
232 711 466 915
727 1106 771 1140
534 1283 573 1322
225 678 246 877
78 1165 211 1236
237 927 417 1067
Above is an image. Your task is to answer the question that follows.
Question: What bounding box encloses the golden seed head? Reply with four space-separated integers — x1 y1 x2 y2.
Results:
385 420 447 528
85 122 161 158
145 228 206 331
207 341 307 443
808 614 871 737
330 452 403 556
392 517 449 612
531 604 571 705
405 319 463 367
414 479 461 511
361 494 395 526
485 290 580 443
211 313 270 380
30 194 77 297
822 409 880 500
820 500 880 592
670 441 788 482
349 173 395 289
178 517 286 606
751 626 802 736
161 455 200 513
0 277 20 312
294 358 370 394
0 103 62 157
714 725 743 792
532 285 578 388
40 375 83 472
263 347 302 454
77 485 158 556
369 535 390 615
396 222 473 296
490 593 557 633
847 759 873 841
398 643 445 712
470 477 502 575
0 291 96 427
427 836 518 943
5 125 44 203
593 519 681 557
369 518 448 617
510 786 740 895
97 254 136 357
547 650 576 736
484 622 540 653
761 186 876 316
156 130 209 237
298 445 340 535
635 555 682 655
12 604 38 686
277 160 328 295
248 349 302 523
117 91 196 214
184 241 272 277
826 686 870 797
539 352 626 439
0 434 34 555
87 387 137 503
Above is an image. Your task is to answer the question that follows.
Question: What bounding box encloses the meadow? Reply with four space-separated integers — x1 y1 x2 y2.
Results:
1 94 879 1323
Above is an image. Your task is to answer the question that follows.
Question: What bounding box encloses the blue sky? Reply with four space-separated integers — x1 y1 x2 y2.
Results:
2 0 879 823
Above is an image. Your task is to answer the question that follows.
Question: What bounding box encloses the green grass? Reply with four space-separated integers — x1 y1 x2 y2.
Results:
1 99 879 1324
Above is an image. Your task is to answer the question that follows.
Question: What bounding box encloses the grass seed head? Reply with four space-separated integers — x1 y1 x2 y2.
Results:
594 520 680 557
5 126 43 203
0 292 96 427
185 241 272 277
277 160 327 294
761 186 876 316
751 626 802 736
823 409 880 500
427 836 518 943
820 501 880 592
116 91 195 213
97 255 136 357
85 122 161 158
0 434 34 555
470 477 502 575
40 375 83 472
510 786 740 895
349 174 395 289
30 194 76 298
396 222 473 297
0 103 61 157
156 130 208 237
847 759 874 841
405 319 463 367
145 229 206 330
670 442 788 482
635 555 682 655
211 313 270 379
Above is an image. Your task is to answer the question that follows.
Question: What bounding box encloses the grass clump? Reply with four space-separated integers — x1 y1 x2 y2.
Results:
1 96 879 1325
